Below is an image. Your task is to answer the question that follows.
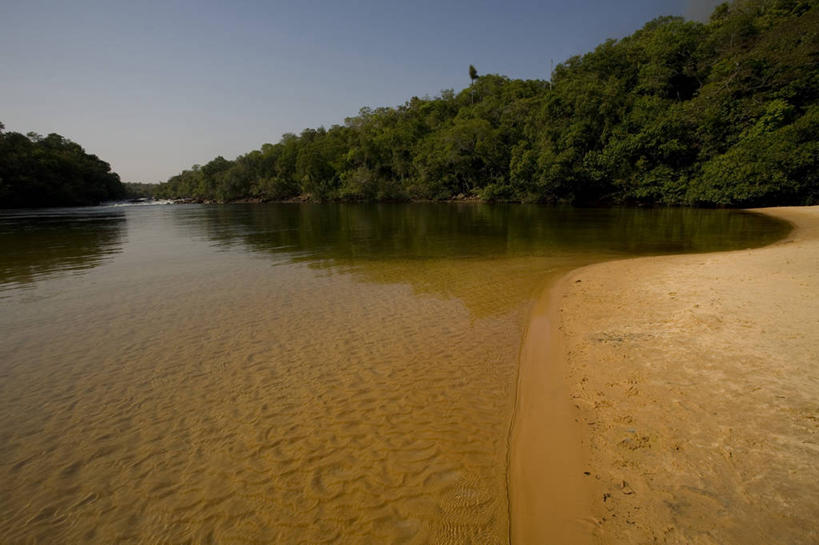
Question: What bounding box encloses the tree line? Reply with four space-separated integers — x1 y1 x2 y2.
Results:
0 123 125 208
156 0 818 207
3 1 816 209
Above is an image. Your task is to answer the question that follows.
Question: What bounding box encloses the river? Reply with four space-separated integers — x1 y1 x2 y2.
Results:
0 203 788 544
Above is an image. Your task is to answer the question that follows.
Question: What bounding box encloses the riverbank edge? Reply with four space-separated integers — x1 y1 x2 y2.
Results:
516 205 817 544
509 270 597 545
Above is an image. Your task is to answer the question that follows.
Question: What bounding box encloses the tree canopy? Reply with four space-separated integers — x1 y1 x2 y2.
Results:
144 0 812 207
0 126 125 208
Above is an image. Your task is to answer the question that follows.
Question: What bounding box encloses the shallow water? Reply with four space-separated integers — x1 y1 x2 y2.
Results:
0 203 788 544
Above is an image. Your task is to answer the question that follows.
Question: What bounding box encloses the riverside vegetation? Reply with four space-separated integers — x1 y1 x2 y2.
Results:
153 0 818 207
2 0 817 210
0 123 160 208
0 123 125 208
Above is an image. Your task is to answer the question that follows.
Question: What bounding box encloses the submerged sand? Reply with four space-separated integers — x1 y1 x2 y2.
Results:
529 206 819 544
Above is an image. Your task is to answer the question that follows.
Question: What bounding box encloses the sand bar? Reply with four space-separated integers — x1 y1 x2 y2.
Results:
511 206 819 544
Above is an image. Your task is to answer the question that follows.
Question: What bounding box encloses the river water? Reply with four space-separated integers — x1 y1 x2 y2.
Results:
0 203 788 544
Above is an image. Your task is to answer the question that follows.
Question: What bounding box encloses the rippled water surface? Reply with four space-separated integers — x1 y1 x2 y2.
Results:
0 204 788 544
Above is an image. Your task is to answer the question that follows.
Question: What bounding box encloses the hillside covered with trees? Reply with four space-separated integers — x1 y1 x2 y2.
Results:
0 124 125 208
156 0 818 207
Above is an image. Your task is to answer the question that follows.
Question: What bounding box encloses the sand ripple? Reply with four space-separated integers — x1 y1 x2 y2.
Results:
0 257 539 544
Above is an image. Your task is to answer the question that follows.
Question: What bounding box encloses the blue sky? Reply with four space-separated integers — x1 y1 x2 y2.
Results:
1 0 721 183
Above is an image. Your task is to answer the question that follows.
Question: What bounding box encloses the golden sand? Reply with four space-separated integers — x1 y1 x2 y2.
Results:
527 207 819 544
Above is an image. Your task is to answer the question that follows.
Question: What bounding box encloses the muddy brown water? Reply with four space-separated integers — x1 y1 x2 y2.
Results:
0 203 789 544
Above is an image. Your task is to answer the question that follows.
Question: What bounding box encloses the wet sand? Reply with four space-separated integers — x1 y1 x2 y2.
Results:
536 206 819 544
510 277 595 545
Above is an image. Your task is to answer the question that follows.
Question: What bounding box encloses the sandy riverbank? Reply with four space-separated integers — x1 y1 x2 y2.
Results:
535 206 819 544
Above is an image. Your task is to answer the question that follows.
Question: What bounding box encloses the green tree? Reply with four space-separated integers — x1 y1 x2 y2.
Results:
154 0 819 207
0 124 125 208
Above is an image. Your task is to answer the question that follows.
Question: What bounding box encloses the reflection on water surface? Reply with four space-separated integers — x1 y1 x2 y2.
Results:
175 203 787 260
0 203 788 544
0 208 125 291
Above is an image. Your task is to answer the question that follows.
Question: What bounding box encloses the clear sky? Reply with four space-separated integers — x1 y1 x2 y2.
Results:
0 0 721 183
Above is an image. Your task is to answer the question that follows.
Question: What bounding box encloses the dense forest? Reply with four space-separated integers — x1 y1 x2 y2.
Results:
156 0 819 207
0 123 125 208
122 182 159 199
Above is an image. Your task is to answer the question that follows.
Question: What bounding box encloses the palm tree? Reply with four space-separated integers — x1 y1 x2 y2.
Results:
468 65 478 104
